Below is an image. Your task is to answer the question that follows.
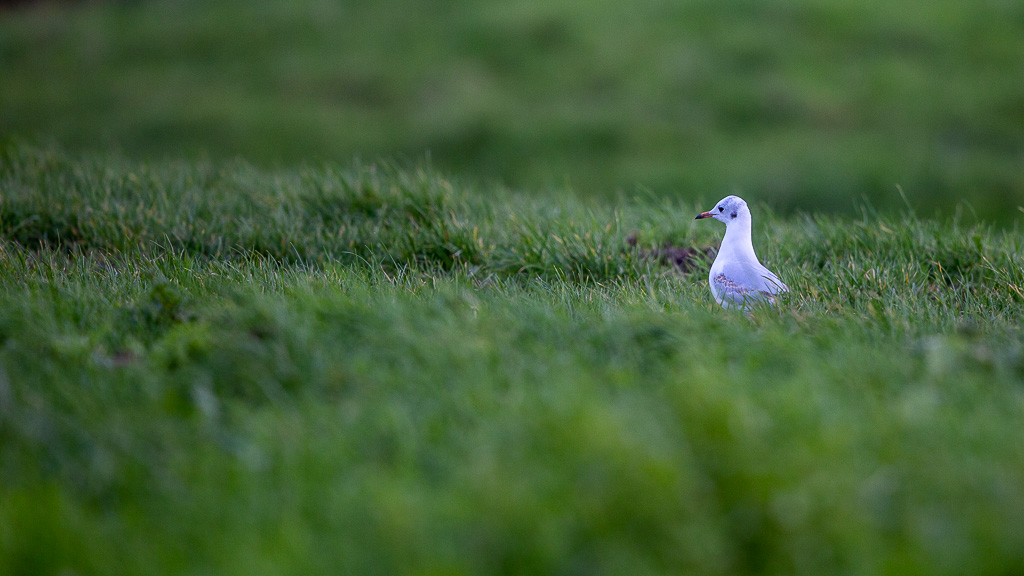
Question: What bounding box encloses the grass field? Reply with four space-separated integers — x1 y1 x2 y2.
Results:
2 0 1023 220
2 142 1024 575
3 0 1024 573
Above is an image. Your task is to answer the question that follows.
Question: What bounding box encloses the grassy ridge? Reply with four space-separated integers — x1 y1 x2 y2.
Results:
2 144 1024 574
1 0 1023 220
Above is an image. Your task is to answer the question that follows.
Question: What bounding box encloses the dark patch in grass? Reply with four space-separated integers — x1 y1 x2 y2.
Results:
0 0 69 9
110 349 137 366
1 211 105 253
628 232 716 274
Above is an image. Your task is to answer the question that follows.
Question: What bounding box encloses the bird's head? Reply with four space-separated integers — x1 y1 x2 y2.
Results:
695 195 749 225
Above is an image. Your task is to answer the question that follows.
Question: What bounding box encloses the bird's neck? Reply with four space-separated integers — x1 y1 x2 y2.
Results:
722 214 756 259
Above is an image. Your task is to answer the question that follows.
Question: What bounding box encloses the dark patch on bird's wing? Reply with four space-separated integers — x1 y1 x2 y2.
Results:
713 273 747 292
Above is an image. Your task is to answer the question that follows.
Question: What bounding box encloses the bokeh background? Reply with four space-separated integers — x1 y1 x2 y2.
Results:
2 0 1023 221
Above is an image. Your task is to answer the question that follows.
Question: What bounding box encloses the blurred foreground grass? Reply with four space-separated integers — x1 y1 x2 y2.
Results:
2 143 1024 574
1 0 1023 220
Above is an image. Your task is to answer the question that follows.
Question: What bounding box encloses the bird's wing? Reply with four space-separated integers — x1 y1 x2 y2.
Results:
712 272 757 303
713 262 786 306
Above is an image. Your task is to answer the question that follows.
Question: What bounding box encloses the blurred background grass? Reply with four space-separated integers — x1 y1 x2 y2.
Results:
2 0 1023 220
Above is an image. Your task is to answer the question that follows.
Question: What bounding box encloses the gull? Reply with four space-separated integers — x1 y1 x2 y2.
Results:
695 195 787 310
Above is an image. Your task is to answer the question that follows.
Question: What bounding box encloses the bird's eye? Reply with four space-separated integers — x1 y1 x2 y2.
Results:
718 206 725 212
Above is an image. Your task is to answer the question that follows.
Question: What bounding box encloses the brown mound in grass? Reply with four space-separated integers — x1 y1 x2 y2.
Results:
627 233 716 274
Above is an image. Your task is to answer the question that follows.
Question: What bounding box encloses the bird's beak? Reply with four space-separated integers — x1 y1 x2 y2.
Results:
695 211 714 220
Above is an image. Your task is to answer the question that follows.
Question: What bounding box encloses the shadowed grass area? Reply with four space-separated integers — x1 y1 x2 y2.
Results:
1 0 1023 220
2 145 1024 574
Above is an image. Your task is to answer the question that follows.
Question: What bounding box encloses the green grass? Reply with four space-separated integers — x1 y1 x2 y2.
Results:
2 143 1024 575
3 0 1024 572
1 0 1023 220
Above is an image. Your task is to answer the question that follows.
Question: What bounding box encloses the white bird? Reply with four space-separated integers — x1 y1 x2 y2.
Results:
695 195 787 310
